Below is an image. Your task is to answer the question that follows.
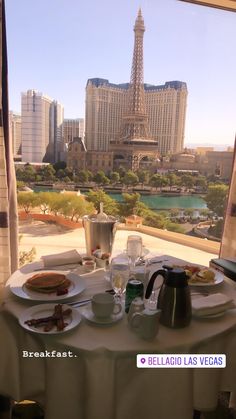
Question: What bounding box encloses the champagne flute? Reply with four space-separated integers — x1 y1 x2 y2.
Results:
127 235 143 274
110 258 130 302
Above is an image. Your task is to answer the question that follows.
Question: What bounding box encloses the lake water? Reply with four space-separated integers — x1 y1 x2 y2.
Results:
109 193 207 210
33 186 207 210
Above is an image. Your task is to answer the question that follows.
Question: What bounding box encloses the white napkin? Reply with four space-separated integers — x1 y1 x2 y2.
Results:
192 293 235 317
41 249 82 267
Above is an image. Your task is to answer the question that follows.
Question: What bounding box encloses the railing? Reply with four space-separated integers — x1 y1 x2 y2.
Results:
118 223 220 255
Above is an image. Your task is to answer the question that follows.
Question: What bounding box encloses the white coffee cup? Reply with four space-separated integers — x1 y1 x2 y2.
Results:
130 308 161 340
91 293 122 319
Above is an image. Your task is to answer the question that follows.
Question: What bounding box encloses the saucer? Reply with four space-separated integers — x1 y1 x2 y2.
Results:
82 305 123 325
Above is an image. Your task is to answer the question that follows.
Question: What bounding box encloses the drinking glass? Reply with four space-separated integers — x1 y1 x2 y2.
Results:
127 235 143 274
110 258 130 302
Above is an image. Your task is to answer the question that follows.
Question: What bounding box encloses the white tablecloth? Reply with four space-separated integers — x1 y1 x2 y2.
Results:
1 257 236 419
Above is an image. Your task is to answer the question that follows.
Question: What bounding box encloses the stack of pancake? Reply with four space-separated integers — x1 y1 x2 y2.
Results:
25 272 71 294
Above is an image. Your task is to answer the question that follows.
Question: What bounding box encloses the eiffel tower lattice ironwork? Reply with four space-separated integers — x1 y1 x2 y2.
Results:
122 8 153 143
110 9 159 171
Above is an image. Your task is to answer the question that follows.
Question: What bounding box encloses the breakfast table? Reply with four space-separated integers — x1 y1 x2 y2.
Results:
1 252 236 419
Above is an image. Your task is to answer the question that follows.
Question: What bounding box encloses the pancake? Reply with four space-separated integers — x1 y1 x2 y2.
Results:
25 272 71 294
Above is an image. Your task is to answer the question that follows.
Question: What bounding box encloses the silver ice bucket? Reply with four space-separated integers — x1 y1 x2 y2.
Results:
83 214 118 256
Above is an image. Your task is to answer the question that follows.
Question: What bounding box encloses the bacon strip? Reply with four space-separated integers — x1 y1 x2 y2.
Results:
24 305 72 332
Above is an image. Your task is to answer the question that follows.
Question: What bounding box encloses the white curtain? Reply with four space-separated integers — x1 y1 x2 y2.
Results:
220 138 236 260
0 0 18 286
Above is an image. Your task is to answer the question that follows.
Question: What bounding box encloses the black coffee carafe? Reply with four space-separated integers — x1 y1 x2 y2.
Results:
145 265 192 328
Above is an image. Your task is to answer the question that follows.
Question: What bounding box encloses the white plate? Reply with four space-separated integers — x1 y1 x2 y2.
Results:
82 305 123 325
194 311 226 319
193 301 236 319
7 270 86 301
19 303 82 334
188 270 224 287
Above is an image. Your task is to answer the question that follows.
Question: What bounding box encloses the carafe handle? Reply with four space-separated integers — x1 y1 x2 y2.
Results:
145 269 166 299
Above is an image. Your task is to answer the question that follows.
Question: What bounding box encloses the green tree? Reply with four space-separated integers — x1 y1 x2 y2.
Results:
60 196 94 221
149 174 163 190
204 184 229 217
102 175 110 185
37 192 53 214
195 176 207 189
86 190 119 216
160 175 169 190
167 173 179 190
35 174 42 182
142 211 167 229
76 170 89 184
169 208 180 218
63 176 72 183
16 180 25 190
66 168 74 178
120 193 141 217
123 171 139 186
86 170 93 181
48 194 68 216
40 164 56 181
208 219 224 239
137 170 149 186
110 171 120 184
165 221 185 233
17 192 39 214
56 169 67 180
53 161 67 172
180 174 194 189
184 208 195 217
16 164 36 182
117 166 126 178
199 208 210 218
94 171 110 185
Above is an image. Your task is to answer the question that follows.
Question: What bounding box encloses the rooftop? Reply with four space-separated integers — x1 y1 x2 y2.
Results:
87 78 187 91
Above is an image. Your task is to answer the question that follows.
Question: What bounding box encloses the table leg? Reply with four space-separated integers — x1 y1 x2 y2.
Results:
0 396 12 419
193 410 201 419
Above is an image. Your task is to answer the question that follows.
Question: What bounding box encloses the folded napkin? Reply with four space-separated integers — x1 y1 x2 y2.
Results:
192 293 235 317
41 249 82 268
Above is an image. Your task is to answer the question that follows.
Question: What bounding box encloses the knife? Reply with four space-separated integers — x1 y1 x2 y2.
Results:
68 298 91 307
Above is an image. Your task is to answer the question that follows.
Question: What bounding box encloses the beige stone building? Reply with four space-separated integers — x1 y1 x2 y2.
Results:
85 80 128 152
195 146 214 155
201 151 234 179
67 138 87 172
161 150 234 180
9 111 21 157
67 137 113 174
86 150 113 173
63 118 85 144
21 90 64 164
85 79 187 155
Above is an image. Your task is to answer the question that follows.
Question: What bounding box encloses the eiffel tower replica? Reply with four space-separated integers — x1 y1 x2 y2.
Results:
111 9 159 172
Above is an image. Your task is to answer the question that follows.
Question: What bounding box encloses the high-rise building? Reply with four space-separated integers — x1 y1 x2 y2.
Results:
9 111 21 157
85 10 187 160
21 90 64 163
63 118 85 144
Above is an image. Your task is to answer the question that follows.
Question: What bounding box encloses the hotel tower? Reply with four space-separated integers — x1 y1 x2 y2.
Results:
85 9 187 169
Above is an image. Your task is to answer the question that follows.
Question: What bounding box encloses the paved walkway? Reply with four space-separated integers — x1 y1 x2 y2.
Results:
19 220 216 266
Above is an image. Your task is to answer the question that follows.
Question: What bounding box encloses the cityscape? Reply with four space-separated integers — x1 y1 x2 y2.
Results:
12 8 231 244
9 8 234 179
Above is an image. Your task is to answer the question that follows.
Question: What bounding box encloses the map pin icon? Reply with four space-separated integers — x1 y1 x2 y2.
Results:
141 357 146 364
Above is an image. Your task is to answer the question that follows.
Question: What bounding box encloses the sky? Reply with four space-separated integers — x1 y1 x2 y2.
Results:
5 0 236 147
